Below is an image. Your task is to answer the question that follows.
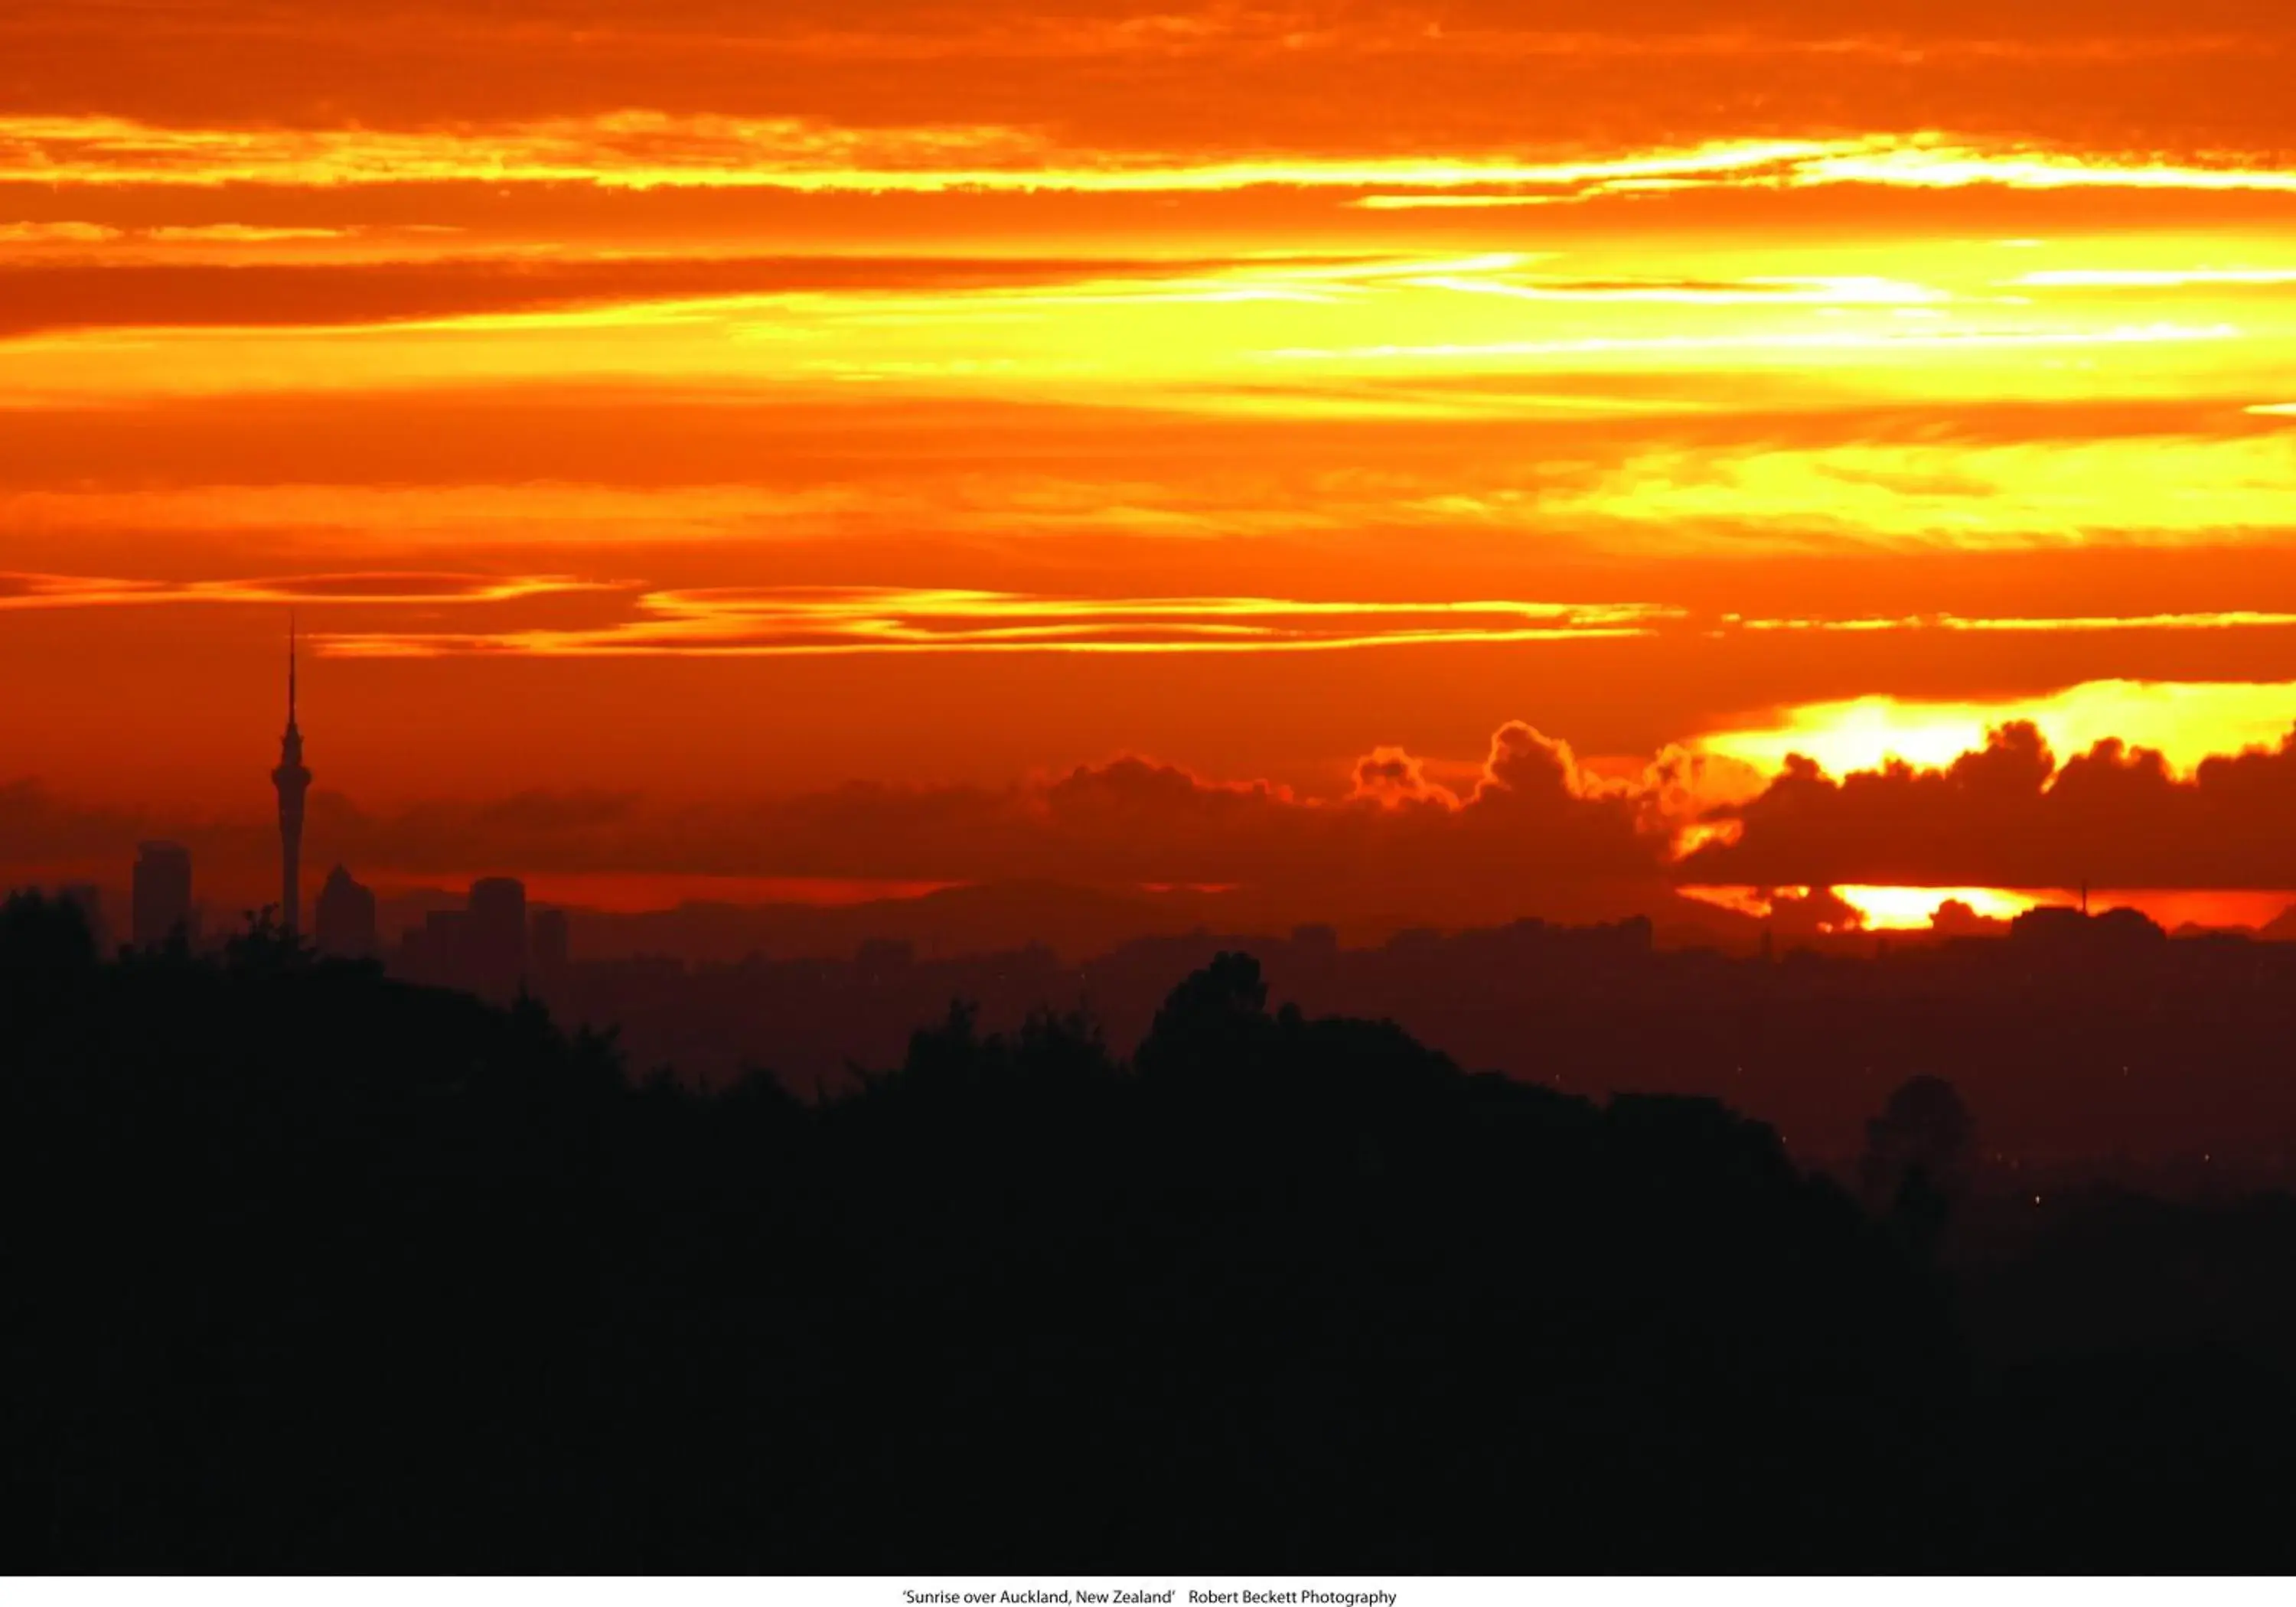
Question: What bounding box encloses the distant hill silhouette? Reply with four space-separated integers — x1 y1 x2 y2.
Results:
5 891 2296 1570
514 905 2296 1169
560 877 1199 964
355 877 1766 968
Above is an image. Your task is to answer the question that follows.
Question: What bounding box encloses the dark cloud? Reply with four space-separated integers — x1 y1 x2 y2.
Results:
1763 885 1867 937
23 713 2296 938
0 722 1678 925
1930 898 2005 937
1349 745 1457 807
1681 721 2296 889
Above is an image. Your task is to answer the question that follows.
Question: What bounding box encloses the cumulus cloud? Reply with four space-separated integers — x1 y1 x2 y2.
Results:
1680 719 2296 888
1763 886 1868 937
0 721 1687 927
1349 746 1459 809
1930 898 2007 937
24 713 2296 940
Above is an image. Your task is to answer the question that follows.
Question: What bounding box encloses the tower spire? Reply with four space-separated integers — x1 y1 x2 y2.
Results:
273 611 311 937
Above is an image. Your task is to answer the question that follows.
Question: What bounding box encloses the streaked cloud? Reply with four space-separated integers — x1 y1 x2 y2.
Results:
1261 323 2242 367
1737 610 2296 634
0 570 608 610
0 222 129 245
2011 267 2296 288
13 0 2296 860
0 253 1316 337
11 413 2296 595
0 116 1824 194
13 119 2296 208
1783 142 2296 197
313 587 1678 657
1526 434 2296 549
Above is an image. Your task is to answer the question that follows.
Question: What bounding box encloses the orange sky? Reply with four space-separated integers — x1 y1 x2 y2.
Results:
7 3 2296 924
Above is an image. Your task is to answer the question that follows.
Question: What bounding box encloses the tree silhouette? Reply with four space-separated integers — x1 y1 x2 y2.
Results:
1860 1074 1977 1256
1135 949 1270 1080
222 904 315 975
3 918 2291 1573
0 891 99 1047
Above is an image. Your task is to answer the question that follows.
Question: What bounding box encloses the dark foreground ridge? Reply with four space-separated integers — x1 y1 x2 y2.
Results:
4 892 2294 1571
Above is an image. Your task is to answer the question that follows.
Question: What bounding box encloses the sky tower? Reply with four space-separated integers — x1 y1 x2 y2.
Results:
272 618 311 937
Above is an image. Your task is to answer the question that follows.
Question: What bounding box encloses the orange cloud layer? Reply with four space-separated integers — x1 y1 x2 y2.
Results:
6 3 2295 842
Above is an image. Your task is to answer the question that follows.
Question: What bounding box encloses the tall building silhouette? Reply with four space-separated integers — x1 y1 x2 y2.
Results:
400 908 469 988
271 621 311 936
466 876 529 1000
132 842 193 950
315 864 377 960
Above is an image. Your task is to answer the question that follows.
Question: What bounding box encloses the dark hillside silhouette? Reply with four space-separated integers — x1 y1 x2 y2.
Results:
522 908 2296 1177
4 895 2295 1570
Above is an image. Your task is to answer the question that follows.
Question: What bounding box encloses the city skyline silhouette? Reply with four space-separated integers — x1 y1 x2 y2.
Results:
21 647 2296 1185
31 637 2296 987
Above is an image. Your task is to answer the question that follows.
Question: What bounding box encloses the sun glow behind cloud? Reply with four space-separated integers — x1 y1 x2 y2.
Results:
1681 885 2296 934
1678 883 2046 930
1698 683 2296 780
